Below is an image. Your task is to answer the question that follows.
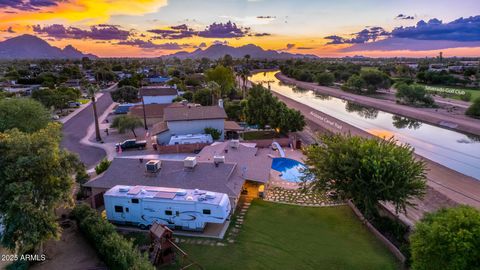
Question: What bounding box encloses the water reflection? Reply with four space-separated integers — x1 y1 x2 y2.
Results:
345 102 379 119
392 116 422 130
250 71 480 180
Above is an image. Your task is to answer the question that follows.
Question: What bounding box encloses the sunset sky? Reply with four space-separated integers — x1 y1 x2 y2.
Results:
1 0 479 58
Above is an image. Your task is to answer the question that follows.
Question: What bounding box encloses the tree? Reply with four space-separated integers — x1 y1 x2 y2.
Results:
342 74 366 93
87 84 102 142
303 134 427 219
360 69 391 93
0 123 80 254
205 65 235 98
182 91 194 102
410 206 480 270
111 115 143 137
244 85 277 129
238 67 251 98
204 127 222 140
395 83 435 107
32 87 82 111
205 81 221 106
110 86 139 103
316 72 335 86
95 158 112 175
0 98 50 133
193 88 213 106
466 97 480 119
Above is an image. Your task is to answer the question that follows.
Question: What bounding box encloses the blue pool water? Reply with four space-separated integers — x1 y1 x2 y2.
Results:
271 158 308 182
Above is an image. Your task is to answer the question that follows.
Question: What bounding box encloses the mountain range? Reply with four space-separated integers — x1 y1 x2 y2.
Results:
0 35 97 59
164 44 318 59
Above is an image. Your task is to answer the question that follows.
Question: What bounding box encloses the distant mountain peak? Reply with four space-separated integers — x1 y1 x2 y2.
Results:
0 35 97 59
164 43 317 60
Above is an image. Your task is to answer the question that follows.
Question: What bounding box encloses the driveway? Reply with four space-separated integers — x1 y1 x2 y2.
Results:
61 92 114 167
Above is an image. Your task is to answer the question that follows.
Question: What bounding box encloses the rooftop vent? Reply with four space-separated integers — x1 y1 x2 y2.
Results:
146 160 161 173
214 155 225 166
206 192 216 199
230 139 239 149
184 156 197 169
119 186 130 193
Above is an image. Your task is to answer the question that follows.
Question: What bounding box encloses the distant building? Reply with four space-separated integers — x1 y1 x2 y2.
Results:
147 76 171 84
152 103 228 145
140 86 178 105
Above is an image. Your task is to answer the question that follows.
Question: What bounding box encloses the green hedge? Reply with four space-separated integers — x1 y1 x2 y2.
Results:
72 204 154 270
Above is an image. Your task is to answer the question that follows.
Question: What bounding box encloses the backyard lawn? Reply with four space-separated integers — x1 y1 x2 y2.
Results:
175 200 399 270
242 130 285 140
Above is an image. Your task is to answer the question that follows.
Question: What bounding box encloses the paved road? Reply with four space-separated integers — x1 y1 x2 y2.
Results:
61 92 114 167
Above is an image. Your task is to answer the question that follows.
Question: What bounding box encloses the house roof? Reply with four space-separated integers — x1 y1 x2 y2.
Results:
224 121 243 131
140 87 178 97
84 158 244 197
150 121 169 135
129 104 169 119
196 141 272 183
164 106 227 122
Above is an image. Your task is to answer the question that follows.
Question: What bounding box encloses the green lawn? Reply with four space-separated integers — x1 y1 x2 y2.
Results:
242 131 285 140
176 200 400 270
422 84 480 102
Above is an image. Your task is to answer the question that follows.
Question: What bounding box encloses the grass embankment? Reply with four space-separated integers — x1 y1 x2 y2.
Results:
175 200 399 270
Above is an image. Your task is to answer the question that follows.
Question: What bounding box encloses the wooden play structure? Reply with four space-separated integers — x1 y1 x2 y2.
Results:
149 222 203 269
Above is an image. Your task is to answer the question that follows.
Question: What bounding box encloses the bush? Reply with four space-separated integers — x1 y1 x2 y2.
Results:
72 204 154 270
204 127 222 140
316 72 335 86
466 97 480 119
95 158 111 175
410 206 480 270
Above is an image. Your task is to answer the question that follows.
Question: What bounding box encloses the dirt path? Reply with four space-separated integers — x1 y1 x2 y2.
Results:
276 73 480 136
272 90 480 209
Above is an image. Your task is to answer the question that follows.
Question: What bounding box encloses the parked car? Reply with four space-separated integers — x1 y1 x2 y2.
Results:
68 101 81 108
115 139 147 151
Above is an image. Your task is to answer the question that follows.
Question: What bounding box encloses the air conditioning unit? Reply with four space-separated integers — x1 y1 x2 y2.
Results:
184 156 197 168
146 160 161 173
206 192 216 199
214 155 225 164
230 139 239 149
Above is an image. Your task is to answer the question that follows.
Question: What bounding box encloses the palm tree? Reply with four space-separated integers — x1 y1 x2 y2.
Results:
238 67 251 99
206 81 221 106
87 84 102 142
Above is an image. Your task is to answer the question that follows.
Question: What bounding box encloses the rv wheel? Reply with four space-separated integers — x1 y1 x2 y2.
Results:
139 224 147 230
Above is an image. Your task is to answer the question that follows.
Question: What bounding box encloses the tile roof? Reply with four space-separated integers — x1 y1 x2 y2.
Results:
129 104 169 118
224 121 243 131
150 121 169 135
196 141 272 183
84 158 244 197
164 106 227 122
140 87 178 97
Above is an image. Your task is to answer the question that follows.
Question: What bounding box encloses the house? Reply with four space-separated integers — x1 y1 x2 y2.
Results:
129 103 170 126
140 86 178 105
152 103 228 145
83 141 272 209
147 76 171 84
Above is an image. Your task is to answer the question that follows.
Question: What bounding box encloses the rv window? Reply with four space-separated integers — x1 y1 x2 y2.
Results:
165 210 173 216
126 207 129 213
114 206 123 213
203 209 211 215
131 198 139 204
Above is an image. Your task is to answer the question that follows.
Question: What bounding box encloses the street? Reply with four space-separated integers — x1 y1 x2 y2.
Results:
61 91 114 168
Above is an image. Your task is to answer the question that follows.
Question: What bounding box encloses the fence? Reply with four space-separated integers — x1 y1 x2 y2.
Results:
156 143 209 154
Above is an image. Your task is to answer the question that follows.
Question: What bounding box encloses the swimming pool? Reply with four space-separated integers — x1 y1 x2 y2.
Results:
271 158 308 182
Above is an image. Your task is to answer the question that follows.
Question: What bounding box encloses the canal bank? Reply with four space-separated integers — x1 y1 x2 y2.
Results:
276 73 480 136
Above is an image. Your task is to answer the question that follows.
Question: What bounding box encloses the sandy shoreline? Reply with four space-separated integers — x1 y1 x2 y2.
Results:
276 73 480 136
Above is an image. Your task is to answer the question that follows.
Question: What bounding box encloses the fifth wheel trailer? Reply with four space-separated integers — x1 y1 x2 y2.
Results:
104 185 231 231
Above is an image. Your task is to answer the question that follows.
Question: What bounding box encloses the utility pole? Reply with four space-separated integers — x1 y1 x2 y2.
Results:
142 96 148 130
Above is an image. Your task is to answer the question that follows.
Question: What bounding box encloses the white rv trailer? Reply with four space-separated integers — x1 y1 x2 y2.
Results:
104 185 231 231
168 133 213 145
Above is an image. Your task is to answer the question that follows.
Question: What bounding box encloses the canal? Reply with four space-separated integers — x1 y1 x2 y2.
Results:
251 71 480 180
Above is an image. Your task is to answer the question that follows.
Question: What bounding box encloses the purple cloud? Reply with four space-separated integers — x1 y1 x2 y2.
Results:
0 0 64 11
285 43 295 50
117 39 190 50
33 24 132 40
391 16 480 42
198 21 249 38
326 26 390 45
341 37 480 52
396 14 415 20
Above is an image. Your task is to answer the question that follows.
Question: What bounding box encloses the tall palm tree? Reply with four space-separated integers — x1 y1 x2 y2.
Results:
238 67 251 99
206 81 221 106
87 84 102 142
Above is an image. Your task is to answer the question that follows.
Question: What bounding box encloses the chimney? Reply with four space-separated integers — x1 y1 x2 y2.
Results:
218 98 224 108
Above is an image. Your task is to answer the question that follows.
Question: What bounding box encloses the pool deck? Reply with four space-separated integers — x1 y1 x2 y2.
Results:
266 146 306 189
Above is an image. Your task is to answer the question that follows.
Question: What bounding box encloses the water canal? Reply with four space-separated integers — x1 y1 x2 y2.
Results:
250 71 480 180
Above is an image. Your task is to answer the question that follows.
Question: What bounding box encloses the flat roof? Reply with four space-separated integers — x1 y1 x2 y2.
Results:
164 106 227 122
105 185 227 205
